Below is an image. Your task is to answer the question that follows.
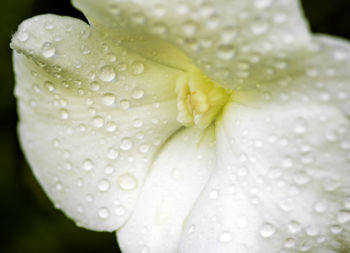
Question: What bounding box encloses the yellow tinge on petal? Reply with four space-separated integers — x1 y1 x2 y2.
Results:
176 67 230 129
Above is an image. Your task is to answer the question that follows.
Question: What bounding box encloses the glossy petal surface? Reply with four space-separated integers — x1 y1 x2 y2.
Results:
118 126 216 253
72 0 311 88
12 14 183 231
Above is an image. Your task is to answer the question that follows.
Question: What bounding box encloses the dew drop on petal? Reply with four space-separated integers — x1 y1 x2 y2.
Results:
218 231 233 243
260 223 276 238
98 179 110 192
92 116 104 128
118 173 137 190
82 159 93 171
115 205 126 216
120 138 133 150
98 65 116 82
131 62 144 75
41 41 55 58
102 92 116 106
98 207 110 219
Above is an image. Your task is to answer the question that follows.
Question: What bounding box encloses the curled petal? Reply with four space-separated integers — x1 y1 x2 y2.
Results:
12 14 183 231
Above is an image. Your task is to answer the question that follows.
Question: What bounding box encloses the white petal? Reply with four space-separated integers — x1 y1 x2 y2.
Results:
12 14 183 231
180 100 350 253
72 0 311 88
117 126 216 253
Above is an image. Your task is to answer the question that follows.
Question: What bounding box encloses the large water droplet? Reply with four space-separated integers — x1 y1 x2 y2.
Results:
118 173 137 190
98 65 116 82
41 41 56 58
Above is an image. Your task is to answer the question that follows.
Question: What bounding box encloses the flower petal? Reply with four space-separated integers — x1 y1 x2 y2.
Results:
12 14 183 231
179 100 350 252
117 126 216 253
72 0 311 89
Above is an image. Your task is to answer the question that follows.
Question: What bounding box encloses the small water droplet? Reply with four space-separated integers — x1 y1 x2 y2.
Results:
260 223 276 238
118 173 137 190
139 143 150 153
82 159 93 171
17 30 29 42
98 179 110 192
98 207 110 219
107 148 119 160
120 99 130 110
218 231 233 243
102 93 116 106
132 89 144 99
59 108 69 119
92 116 104 128
115 205 126 216
120 138 133 151
217 44 235 60
131 62 144 75
98 65 115 82
41 41 56 58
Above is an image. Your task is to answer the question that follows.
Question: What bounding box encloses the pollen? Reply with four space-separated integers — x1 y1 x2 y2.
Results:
176 67 230 128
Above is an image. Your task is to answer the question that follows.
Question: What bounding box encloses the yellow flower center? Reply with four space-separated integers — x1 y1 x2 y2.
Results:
176 67 230 128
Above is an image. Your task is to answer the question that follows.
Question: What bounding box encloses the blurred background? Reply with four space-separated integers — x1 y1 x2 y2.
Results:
0 0 349 252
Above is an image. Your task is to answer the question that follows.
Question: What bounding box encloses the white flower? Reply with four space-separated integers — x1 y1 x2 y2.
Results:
11 0 350 252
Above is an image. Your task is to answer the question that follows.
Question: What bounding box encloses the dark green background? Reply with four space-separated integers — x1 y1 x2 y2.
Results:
1 0 349 252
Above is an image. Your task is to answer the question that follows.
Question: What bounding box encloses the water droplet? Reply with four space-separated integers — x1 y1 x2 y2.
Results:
90 81 100 91
120 138 133 150
85 194 94 202
102 93 116 106
57 107 70 119
118 173 137 190
98 65 115 82
133 119 143 128
98 207 110 219
17 30 29 42
41 41 55 58
132 89 144 99
92 116 104 128
139 143 150 153
107 148 119 160
294 117 308 134
260 223 276 238
217 44 235 60
288 220 301 234
131 62 144 75
313 201 328 213
115 205 126 216
105 121 117 132
120 99 130 110
98 179 110 192
44 81 55 92
218 231 233 243
56 182 63 191
82 159 93 171
344 196 350 208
